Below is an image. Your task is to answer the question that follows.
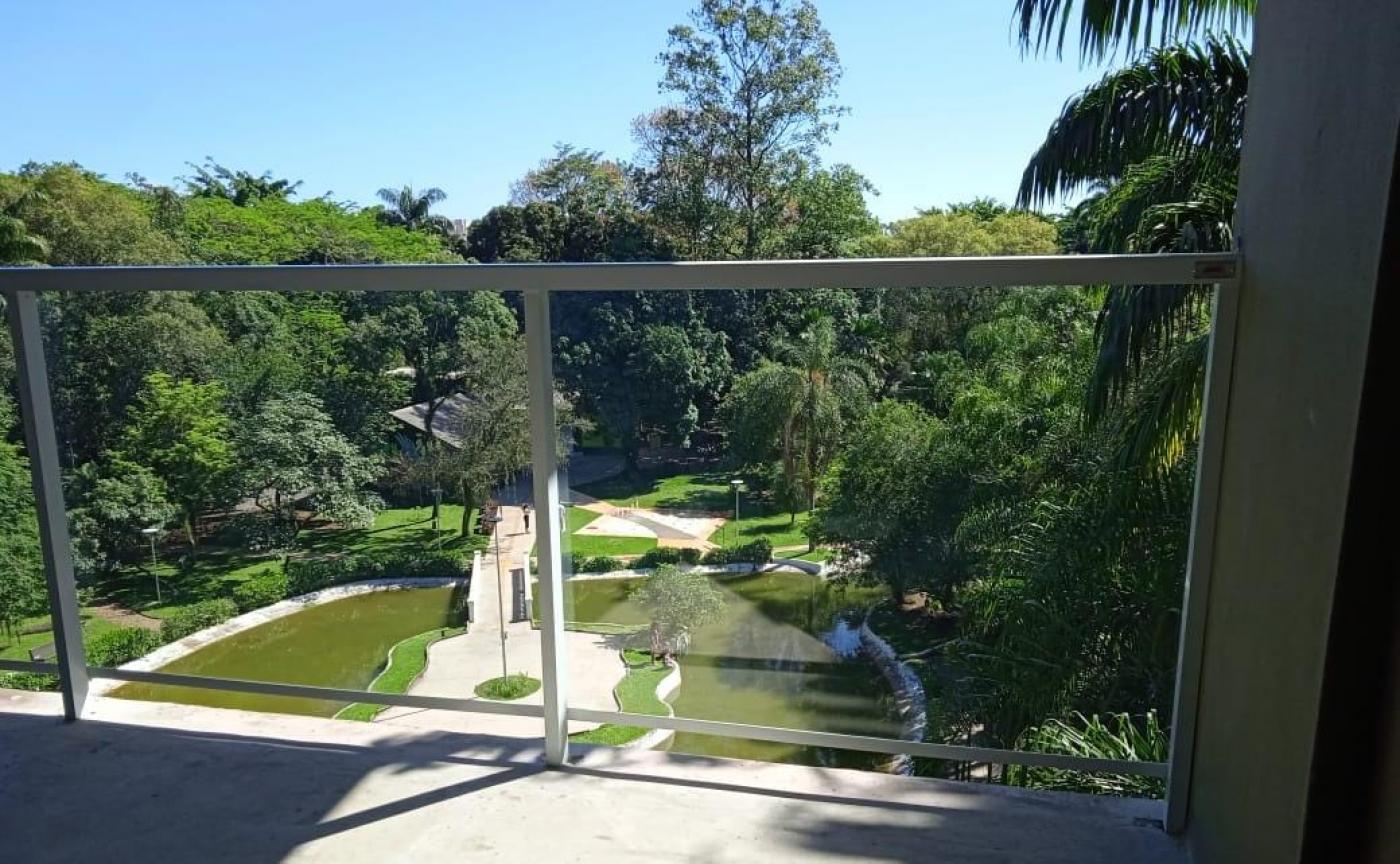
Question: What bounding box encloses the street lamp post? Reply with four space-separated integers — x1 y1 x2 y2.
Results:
431 486 444 548
485 511 508 680
140 527 162 604
730 479 743 546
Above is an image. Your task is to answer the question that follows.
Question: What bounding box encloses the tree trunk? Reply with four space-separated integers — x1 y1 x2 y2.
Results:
183 511 198 554
459 477 474 535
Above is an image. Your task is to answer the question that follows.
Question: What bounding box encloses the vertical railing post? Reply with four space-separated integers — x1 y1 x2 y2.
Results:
4 289 88 719
523 288 568 765
1165 278 1242 833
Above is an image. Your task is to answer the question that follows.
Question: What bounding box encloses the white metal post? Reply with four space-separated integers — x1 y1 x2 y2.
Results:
4 290 88 719
523 289 569 765
1164 279 1243 833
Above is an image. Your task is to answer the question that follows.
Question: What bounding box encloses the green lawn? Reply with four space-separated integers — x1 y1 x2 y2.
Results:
475 673 542 700
100 505 487 617
577 468 811 550
336 625 466 722
578 470 737 512
571 648 673 746
792 547 834 563
543 505 658 559
0 615 121 662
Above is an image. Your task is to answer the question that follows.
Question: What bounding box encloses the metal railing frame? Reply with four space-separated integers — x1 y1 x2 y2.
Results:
0 252 1239 831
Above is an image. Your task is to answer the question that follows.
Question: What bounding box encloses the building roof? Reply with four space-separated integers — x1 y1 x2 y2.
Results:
390 390 569 449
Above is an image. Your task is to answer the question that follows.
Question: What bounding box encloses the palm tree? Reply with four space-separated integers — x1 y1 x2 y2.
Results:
376 185 453 235
1017 36 1249 470
723 318 870 523
0 215 48 265
1012 0 1255 61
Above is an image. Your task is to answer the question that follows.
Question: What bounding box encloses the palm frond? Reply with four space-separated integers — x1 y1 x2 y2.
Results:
1107 334 1209 472
1087 284 1209 421
1012 0 1254 62
1017 36 1248 208
1083 153 1236 251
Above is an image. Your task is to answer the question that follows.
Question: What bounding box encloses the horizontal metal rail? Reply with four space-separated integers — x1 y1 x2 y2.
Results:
88 667 546 719
568 707 1169 778
0 252 1238 294
0 659 59 674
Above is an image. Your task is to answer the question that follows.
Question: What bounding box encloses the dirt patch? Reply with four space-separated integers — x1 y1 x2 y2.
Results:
88 603 162 631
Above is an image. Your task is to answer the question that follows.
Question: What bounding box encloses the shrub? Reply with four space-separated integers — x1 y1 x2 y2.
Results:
702 538 772 566
284 550 467 596
635 547 700 568
85 627 162 667
0 671 60 691
160 598 239 642
1007 712 1168 799
232 568 290 612
579 555 624 573
223 513 296 552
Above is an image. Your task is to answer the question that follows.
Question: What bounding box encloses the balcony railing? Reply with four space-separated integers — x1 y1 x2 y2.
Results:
0 251 1241 834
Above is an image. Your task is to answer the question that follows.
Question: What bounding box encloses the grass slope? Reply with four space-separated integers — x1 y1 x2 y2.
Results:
336 625 467 722
571 648 673 746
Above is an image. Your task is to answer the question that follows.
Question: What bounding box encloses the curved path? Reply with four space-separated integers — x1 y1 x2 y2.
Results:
375 504 626 739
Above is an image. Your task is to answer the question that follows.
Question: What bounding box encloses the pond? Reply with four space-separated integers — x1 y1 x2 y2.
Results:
112 586 464 717
560 571 903 770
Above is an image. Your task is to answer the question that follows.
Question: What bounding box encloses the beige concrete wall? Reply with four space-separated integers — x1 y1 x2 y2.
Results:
1184 2 1400 862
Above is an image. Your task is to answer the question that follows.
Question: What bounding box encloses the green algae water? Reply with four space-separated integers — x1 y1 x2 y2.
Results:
112 586 463 717
560 572 902 770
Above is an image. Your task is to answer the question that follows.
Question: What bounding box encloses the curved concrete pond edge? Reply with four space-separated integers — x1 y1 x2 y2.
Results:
90 578 467 697
622 659 683 751
859 613 929 776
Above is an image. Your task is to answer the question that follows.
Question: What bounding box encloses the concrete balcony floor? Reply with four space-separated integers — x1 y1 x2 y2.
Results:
0 691 1185 863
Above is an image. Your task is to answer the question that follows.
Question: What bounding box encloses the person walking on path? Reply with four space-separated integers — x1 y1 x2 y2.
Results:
521 504 531 533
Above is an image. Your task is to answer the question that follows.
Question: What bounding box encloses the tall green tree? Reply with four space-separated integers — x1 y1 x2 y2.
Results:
236 394 381 535
0 435 45 639
391 332 534 534
640 0 846 259
375 185 453 235
0 215 48 265
1018 36 1248 470
510 144 631 218
1 162 185 265
67 459 175 578
120 373 235 552
722 317 869 521
182 159 303 206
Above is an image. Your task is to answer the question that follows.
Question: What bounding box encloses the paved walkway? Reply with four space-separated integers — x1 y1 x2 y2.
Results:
376 504 626 738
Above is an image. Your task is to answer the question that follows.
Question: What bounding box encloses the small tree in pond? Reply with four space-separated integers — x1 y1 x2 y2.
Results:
632 565 725 658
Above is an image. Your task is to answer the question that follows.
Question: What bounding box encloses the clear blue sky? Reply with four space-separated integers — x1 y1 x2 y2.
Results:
3 0 1116 223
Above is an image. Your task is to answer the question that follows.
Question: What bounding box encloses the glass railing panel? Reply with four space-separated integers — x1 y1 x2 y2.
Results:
33 286 546 735
0 328 64 704
552 283 1206 792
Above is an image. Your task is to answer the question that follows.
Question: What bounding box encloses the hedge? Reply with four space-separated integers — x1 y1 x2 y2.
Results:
575 554 624 573
634 547 702 569
232 568 290 612
160 598 239 642
85 627 163 667
0 671 60 691
701 538 773 566
285 550 467 597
